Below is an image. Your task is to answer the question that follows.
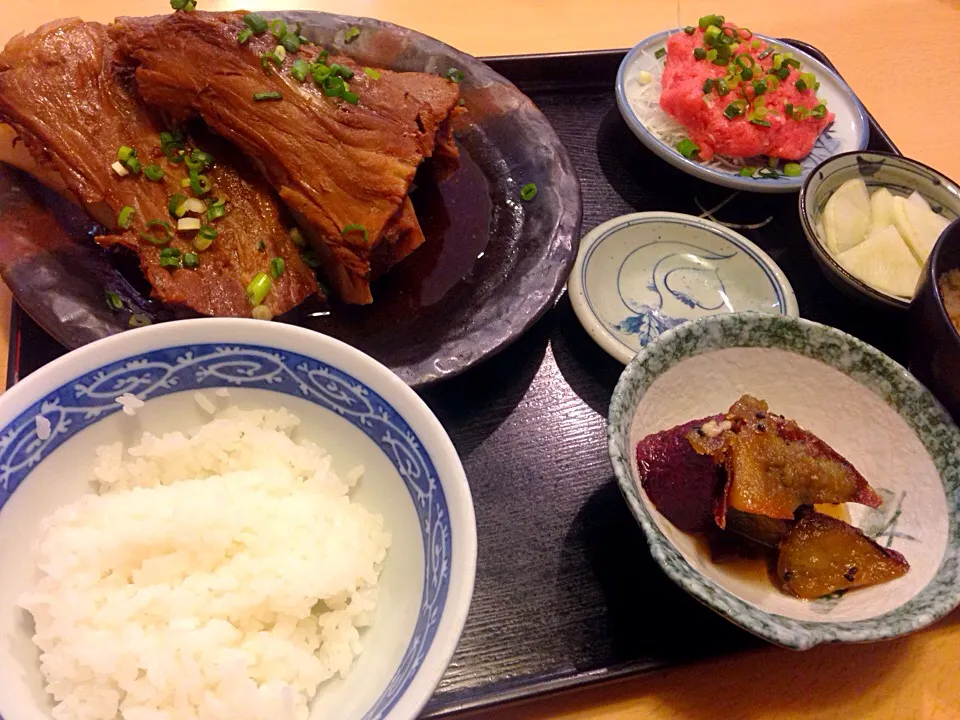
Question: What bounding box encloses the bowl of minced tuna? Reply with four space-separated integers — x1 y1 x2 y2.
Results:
616 13 869 192
0 318 476 720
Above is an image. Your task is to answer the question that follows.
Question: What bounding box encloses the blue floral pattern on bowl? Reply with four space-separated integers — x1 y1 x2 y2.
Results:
569 212 798 364
0 343 451 720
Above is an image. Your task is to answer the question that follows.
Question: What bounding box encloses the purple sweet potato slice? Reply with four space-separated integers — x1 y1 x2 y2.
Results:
635 416 724 532
777 509 909 599
689 396 882 524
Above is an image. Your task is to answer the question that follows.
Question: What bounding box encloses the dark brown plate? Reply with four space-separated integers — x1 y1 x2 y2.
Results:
0 10 581 387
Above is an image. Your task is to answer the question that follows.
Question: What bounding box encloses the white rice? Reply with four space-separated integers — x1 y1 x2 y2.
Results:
20 406 390 720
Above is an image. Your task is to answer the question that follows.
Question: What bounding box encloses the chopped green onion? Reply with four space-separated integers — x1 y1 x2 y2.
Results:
735 54 755 69
739 28 753 40
684 25 696 35
750 118 772 127
117 146 136 162
160 246 180 258
775 66 789 81
281 32 301 54
811 103 827 119
676 138 700 158
457 98 466 107
261 51 282 71
253 91 284 102
703 78 714 94
170 0 189 9
723 100 746 119
237 27 253 44
704 25 722 44
246 272 272 306
143 164 164 182
270 256 286 278
757 166 779 178
739 166 756 177
159 255 180 269
117 205 135 229
344 26 361 43
269 19 287 39
167 193 184 217
445 68 465 83
772 53 784 70
301 249 320 268
342 91 359 105
289 227 305 247
193 233 214 251
740 67 754 81
698 14 724 29
189 171 211 196
796 72 816 92
363 67 381 80
520 182 538 201
784 58 801 69
322 75 346 97
243 13 268 34
655 48 666 59
752 79 767 95
183 252 200 269
751 39 762 50
139 219 173 245
705 49 718 62
715 79 730 96
207 199 228 221
783 162 803 177
184 149 214 171
327 63 354 80
291 58 310 82
198 225 217 242
341 223 369 242
105 290 123 311
124 156 142 174
693 47 707 61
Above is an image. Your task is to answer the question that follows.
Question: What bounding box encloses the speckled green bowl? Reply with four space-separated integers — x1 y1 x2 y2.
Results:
608 312 960 649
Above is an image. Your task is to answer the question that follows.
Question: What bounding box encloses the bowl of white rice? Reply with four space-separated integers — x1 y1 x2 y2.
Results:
0 318 477 720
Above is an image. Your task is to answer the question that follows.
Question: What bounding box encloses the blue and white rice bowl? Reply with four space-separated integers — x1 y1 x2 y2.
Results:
0 318 477 720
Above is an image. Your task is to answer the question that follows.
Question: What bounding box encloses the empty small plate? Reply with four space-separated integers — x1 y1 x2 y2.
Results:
568 212 798 363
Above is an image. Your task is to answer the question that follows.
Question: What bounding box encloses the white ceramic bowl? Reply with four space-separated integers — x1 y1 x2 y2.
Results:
0 319 477 720
608 313 960 649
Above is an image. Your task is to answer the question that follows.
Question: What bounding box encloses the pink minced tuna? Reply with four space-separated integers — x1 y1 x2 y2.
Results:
660 25 835 161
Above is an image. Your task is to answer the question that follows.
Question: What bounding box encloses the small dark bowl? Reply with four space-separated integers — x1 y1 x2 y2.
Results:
910 218 960 420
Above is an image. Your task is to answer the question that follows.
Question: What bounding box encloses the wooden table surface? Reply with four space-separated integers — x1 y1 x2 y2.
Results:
3 2 960 718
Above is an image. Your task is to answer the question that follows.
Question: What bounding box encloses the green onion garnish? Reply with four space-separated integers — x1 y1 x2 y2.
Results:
715 79 730 96
105 290 123 311
124 156 142 174
774 66 789 81
117 146 135 162
757 167 779 178
170 0 196 11
253 91 284 102
693 47 707 60
160 246 180 259
139 219 172 246
129 314 152 328
705 49 718 62
751 39 761 50
117 205 135 229
723 100 746 119
143 164 165 181
684 26 696 35
344 26 361 43
291 58 310 82
342 91 359 105
189 171 211 196
811 103 827 119
703 78 714 93
740 67 753 81
198 225 217 242
341 223 369 242
795 72 816 92
752 79 767 95
749 118 772 127
281 33 301 54
183 252 200 269
289 227 305 247
207 199 227 222
246 272 272 306
363 67 381 80
167 193 185 217
322 75 346 97
783 163 803 177
270 257 286 278
261 52 282 71
698 14 724 29
676 138 700 158
269 19 287 39
313 64 333 84
193 233 214 251
655 48 666 59
237 27 253 44
185 149 214 171
739 167 756 177
735 54 755 69
301 249 320 268
328 63 354 80
445 68 465 83
704 25 722 44
520 182 538 201
243 13 268 34
784 58 801 69
159 255 180 269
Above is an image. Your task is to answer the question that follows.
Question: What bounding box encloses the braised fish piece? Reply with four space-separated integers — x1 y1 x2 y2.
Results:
110 10 462 304
778 509 909 599
688 396 882 524
0 19 318 317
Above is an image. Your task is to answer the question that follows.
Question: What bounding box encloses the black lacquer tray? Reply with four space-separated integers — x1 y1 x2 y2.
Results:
6 43 904 717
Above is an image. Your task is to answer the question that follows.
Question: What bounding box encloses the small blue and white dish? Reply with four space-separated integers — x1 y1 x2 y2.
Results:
616 29 869 193
568 212 798 364
0 319 477 720
608 312 960 649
